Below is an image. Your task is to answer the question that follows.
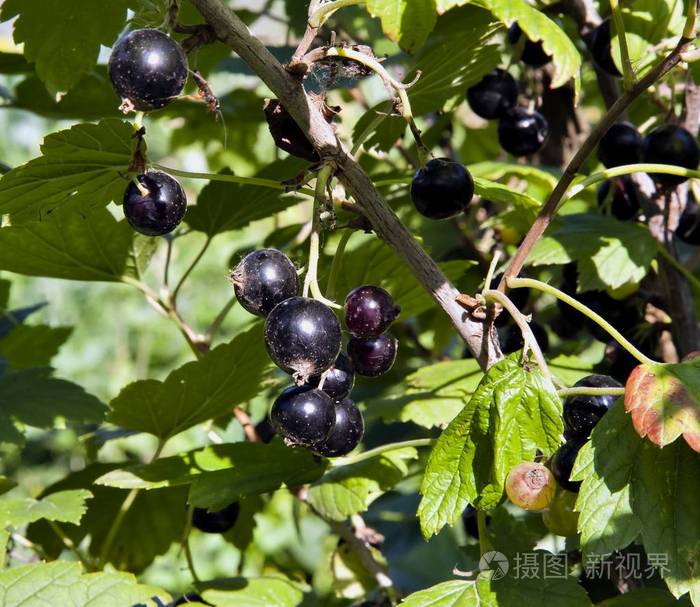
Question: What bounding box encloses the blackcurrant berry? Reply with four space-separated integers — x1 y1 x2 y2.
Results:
230 249 298 317
642 124 700 186
563 374 623 439
502 321 550 354
461 505 488 540
597 122 642 169
344 285 400 338
586 20 621 77
191 502 240 534
314 397 364 457
508 23 551 67
410 158 474 220
597 177 641 221
551 439 585 493
498 107 549 156
123 171 187 236
677 198 700 245
307 352 355 400
347 333 398 377
467 69 518 120
109 28 188 112
270 385 336 447
264 297 342 380
254 416 276 443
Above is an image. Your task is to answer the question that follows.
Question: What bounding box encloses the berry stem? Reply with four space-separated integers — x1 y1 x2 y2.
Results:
308 0 365 27
329 438 436 468
508 277 659 367
47 521 95 571
557 386 626 398
171 235 212 304
476 510 493 556
325 229 353 301
204 294 237 342
483 288 551 379
609 0 636 90
152 162 316 197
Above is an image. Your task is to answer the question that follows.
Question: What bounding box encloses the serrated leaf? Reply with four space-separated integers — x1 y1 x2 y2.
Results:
1 0 130 96
0 324 72 370
401 578 496 606
472 0 581 90
572 401 642 559
200 576 307 607
365 0 437 53
529 214 657 291
0 119 134 223
624 361 700 452
307 447 417 520
370 359 483 428
490 569 593 606
0 489 91 528
597 587 693 606
0 562 170 606
185 160 306 237
96 441 326 510
109 325 271 439
407 6 501 115
418 356 562 537
474 177 541 213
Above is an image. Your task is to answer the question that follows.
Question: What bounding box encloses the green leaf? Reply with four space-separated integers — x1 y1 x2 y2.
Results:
401 578 496 606
27 464 189 573
597 587 693 606
200 576 307 607
418 356 562 537
306 447 417 520
0 562 170 606
365 0 438 53
472 0 581 90
572 401 642 559
0 119 133 223
185 161 305 238
352 103 407 153
108 325 272 439
0 324 72 369
474 177 541 213
1 0 130 96
528 214 657 291
371 359 484 428
0 477 17 496
408 6 501 115
0 489 91 528
490 570 593 606
96 441 327 510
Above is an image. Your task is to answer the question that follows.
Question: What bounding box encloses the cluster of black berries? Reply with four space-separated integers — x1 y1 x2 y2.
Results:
108 29 191 237
231 249 400 457
550 374 622 493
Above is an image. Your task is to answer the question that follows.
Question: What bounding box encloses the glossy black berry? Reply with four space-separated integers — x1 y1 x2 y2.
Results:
563 374 623 439
410 158 474 220
598 122 642 169
551 439 585 493
461 505 491 540
677 198 700 245
642 125 700 186
508 23 551 67
345 285 400 338
348 333 397 377
587 20 621 77
109 28 188 112
231 249 298 317
307 352 355 400
123 171 187 236
264 297 342 380
498 107 548 156
191 502 240 534
467 69 518 120
502 321 549 354
270 385 336 447
254 416 276 443
597 178 641 221
314 398 364 457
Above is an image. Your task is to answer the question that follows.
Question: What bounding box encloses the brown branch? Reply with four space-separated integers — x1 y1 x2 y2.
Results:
499 35 695 291
288 0 323 74
189 0 502 369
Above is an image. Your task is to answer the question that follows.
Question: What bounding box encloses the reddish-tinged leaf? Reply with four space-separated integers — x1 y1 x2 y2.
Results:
624 363 700 452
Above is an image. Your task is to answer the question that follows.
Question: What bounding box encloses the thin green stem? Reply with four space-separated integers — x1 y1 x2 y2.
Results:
308 0 365 27
152 163 315 197
325 229 353 301
656 244 700 294
557 386 626 398
483 251 501 293
683 0 698 38
508 277 658 367
184 539 200 583
163 236 174 287
171 236 212 303
330 438 436 468
47 522 94 571
97 487 139 570
204 295 237 342
610 0 636 89
476 511 493 556
351 101 393 156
